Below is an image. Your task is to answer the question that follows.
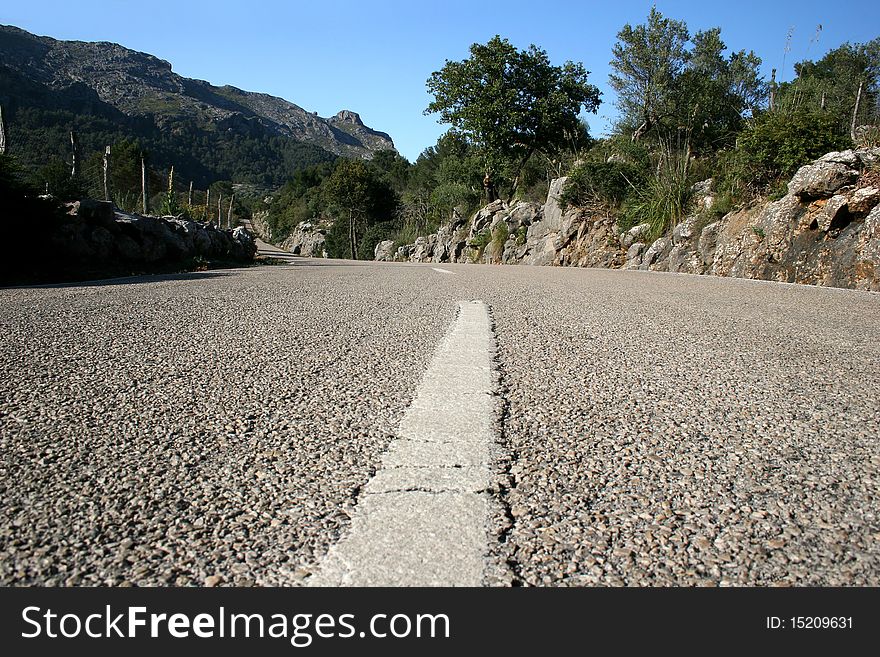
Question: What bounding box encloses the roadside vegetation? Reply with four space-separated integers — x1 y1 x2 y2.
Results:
5 8 878 260
254 10 877 258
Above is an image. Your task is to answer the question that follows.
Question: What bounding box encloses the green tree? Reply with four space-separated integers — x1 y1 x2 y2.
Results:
322 159 398 259
609 7 690 141
426 35 601 201
610 9 765 148
777 38 880 136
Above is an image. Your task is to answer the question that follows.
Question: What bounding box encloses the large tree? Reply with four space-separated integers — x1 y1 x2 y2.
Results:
322 159 397 259
778 38 880 136
426 36 601 201
609 7 689 142
610 9 765 149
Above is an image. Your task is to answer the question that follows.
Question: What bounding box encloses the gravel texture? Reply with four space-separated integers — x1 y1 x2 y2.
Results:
2 261 878 586
0 262 454 586
474 267 880 586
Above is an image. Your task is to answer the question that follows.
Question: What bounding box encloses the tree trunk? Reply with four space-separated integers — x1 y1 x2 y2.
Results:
349 211 356 259
102 145 111 202
769 69 777 112
70 131 79 179
188 180 193 208
141 156 148 214
0 105 6 155
507 147 536 204
217 193 223 226
227 193 235 229
205 188 211 223
851 80 864 142
483 172 498 204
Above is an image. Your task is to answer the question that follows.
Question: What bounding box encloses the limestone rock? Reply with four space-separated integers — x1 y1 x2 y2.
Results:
788 161 859 199
374 240 395 262
280 221 327 258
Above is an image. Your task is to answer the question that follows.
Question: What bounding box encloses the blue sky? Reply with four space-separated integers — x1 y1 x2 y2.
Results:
3 0 879 161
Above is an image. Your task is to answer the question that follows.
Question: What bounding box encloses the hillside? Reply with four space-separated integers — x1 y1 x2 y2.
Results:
0 25 395 187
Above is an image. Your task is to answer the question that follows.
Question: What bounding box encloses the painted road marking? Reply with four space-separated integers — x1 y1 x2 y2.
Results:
432 267 455 274
309 300 495 586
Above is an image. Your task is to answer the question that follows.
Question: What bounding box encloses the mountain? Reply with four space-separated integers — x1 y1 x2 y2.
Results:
0 25 395 187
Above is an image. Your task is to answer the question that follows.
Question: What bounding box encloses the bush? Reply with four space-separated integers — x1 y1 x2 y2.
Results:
623 150 693 241
560 160 644 209
736 109 851 188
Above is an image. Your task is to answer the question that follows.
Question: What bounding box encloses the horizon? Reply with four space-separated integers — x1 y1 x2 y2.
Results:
2 0 880 162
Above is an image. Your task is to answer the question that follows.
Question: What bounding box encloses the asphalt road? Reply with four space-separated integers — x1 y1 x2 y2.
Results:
1 259 878 586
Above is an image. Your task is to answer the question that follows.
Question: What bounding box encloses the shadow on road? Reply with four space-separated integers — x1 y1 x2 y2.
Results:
3 270 236 290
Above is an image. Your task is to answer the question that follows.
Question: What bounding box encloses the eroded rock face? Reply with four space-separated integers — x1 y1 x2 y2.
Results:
384 148 880 291
279 222 327 258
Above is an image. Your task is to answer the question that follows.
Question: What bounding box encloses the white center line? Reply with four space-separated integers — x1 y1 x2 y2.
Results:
432 267 455 274
308 300 495 586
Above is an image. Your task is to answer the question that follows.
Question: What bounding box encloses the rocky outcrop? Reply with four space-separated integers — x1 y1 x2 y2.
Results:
279 221 328 258
635 149 880 290
32 199 256 280
248 208 328 258
387 148 880 291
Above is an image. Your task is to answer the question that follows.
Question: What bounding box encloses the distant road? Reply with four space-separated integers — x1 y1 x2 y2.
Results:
1 259 878 586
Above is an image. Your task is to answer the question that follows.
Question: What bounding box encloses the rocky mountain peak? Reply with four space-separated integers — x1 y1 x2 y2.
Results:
0 24 395 163
333 110 364 126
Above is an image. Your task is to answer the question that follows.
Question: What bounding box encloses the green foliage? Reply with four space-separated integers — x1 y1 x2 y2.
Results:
263 161 335 240
322 159 399 259
356 221 398 261
609 8 765 151
610 8 690 136
426 35 601 197
776 38 880 132
492 222 509 248
29 156 87 200
467 228 492 263
735 109 850 187
1 85 337 191
560 161 644 209
623 149 694 241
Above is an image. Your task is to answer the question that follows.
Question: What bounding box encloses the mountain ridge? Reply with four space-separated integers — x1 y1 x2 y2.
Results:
0 24 395 186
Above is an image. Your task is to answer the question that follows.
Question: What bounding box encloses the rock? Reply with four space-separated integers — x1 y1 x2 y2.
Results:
672 217 699 245
542 177 569 232
621 223 651 249
818 150 860 166
849 187 880 216
382 147 880 291
204 575 223 587
668 245 696 273
280 221 326 258
374 240 395 261
698 222 721 268
787 161 859 199
69 199 116 226
626 242 645 266
691 179 715 212
641 237 671 269
818 195 848 232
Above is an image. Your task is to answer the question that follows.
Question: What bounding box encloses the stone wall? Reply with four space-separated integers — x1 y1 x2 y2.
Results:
5 199 257 283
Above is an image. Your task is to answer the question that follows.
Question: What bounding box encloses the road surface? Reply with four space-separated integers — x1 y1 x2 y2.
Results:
1 258 878 586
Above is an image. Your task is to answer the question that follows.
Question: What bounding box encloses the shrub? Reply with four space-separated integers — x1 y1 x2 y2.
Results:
736 109 851 188
623 150 693 241
357 221 397 260
560 161 644 210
